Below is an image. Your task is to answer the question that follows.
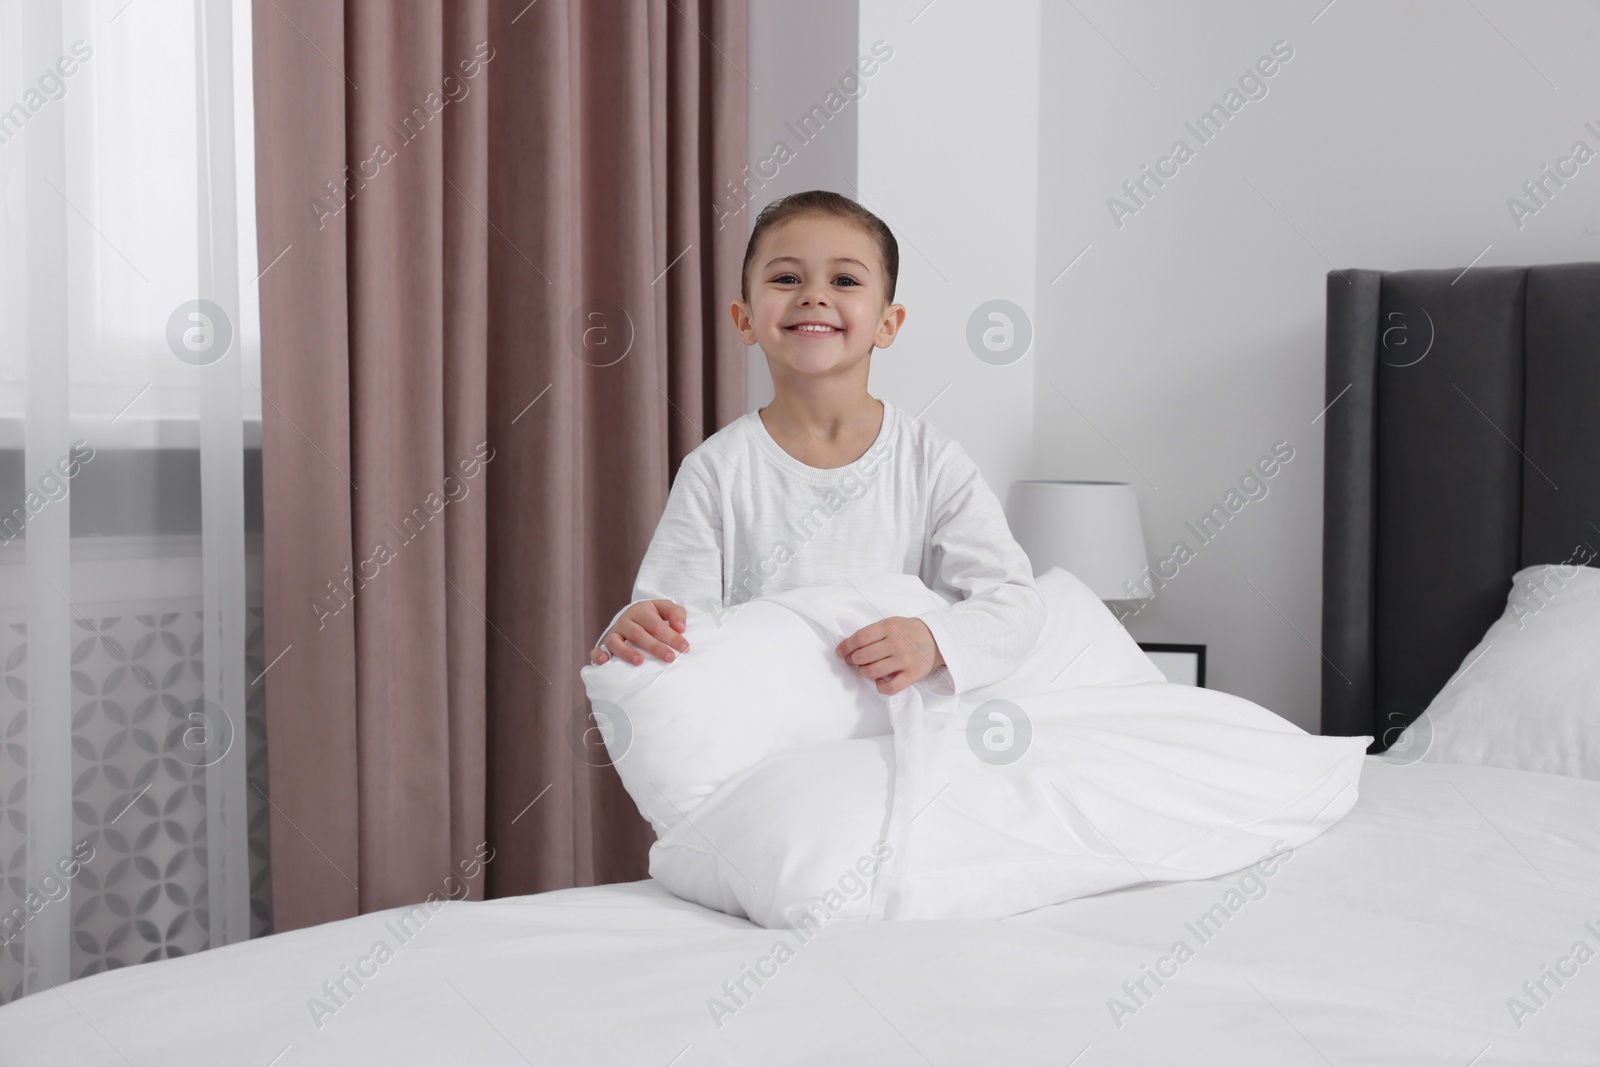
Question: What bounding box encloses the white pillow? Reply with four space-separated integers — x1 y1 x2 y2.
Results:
577 573 948 837
647 566 1151 926
652 677 1365 930
645 568 1366 927
1406 563 1600 780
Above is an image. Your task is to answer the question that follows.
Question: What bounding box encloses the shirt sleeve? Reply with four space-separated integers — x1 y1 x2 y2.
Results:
913 441 1046 695
594 457 726 648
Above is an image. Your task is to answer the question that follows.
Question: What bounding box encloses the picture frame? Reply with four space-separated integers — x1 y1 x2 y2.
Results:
1138 643 1207 688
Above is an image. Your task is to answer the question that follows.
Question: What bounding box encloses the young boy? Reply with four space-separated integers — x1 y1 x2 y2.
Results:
589 190 1044 697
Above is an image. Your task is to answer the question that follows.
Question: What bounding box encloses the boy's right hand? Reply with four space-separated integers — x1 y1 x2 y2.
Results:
591 599 689 666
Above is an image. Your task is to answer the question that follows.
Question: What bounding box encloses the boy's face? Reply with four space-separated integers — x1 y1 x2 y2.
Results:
729 213 906 383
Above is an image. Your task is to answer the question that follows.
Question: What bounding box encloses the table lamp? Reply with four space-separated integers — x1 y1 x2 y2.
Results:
1005 481 1151 602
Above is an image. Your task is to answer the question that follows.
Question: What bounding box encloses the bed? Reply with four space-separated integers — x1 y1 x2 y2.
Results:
1 759 1597 1064
6 264 1600 1062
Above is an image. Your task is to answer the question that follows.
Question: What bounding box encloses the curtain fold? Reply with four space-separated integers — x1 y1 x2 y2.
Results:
253 0 747 931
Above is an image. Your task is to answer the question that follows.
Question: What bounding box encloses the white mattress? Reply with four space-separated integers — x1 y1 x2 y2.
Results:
3 758 1599 1065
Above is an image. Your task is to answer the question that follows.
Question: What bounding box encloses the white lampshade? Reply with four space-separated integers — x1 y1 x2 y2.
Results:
1006 481 1150 600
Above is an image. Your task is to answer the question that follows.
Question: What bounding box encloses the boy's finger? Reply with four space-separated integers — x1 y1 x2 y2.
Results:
622 620 678 663
646 617 689 653
836 626 867 657
854 652 898 682
661 601 688 630
604 633 643 666
843 634 893 666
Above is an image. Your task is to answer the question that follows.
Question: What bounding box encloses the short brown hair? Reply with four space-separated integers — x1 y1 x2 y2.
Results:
740 190 899 306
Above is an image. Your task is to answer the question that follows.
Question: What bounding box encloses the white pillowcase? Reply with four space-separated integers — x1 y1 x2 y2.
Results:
647 564 1153 926
1407 563 1600 780
577 573 948 837
644 568 1366 928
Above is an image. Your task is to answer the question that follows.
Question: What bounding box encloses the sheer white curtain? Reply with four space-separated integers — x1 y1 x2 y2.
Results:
0 0 269 1002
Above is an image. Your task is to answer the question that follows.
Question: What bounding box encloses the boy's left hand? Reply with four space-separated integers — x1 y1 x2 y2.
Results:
836 617 944 696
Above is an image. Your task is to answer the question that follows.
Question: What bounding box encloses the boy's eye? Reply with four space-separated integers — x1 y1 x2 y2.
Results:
771 273 860 287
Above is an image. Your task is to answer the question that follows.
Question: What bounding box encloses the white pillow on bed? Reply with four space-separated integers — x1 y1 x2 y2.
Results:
646 567 1155 925
1409 563 1600 780
646 569 1360 928
577 573 949 837
653 687 1365 928
590 566 1367 927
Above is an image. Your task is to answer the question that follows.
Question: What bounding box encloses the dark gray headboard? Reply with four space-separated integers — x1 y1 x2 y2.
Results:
1321 263 1600 750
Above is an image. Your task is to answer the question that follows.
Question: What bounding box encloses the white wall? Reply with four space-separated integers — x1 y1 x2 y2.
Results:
854 0 1040 496
1037 0 1600 728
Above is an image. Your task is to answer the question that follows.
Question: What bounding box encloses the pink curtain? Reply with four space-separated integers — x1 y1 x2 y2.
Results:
252 0 747 932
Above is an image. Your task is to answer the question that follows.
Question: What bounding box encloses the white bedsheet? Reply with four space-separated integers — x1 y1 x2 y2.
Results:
3 759 1598 1065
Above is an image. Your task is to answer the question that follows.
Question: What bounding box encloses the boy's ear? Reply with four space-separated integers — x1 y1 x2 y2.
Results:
874 302 907 348
729 299 757 343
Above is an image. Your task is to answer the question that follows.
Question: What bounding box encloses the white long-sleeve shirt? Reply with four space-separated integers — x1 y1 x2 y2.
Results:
595 397 1046 695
